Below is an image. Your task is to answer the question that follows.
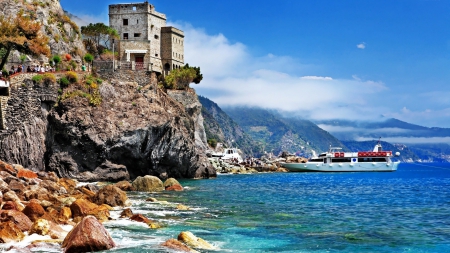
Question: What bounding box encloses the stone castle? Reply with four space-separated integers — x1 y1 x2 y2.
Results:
109 1 185 74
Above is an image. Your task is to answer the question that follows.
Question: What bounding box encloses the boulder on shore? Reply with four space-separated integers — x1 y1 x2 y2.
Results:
0 221 25 243
62 216 116 253
92 185 130 207
132 175 164 192
164 178 183 191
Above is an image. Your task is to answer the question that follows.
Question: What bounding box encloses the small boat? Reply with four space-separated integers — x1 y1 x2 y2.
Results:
280 142 400 172
211 148 243 163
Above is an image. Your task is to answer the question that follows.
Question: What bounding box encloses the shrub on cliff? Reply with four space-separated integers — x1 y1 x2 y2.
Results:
163 64 203 90
59 77 70 87
42 73 56 84
32 75 43 83
66 71 78 83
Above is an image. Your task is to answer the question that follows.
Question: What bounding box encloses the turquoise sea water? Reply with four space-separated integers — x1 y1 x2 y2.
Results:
104 163 450 253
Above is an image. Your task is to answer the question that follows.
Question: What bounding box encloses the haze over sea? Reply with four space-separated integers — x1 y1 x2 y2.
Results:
94 163 450 252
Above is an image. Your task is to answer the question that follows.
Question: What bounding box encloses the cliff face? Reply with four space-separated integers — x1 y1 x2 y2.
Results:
0 0 85 63
44 75 215 181
167 89 209 153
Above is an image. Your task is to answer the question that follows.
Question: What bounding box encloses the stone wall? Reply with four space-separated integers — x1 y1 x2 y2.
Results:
0 73 60 169
98 69 157 87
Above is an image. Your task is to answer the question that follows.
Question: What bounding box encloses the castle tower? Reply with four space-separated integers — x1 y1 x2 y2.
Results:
161 27 184 75
108 1 184 74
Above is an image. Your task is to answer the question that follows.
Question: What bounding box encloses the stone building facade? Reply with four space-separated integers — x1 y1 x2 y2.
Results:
109 1 185 74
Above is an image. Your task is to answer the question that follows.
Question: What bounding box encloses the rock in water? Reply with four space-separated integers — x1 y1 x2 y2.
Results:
177 231 216 250
164 178 183 191
132 175 164 192
162 238 199 253
92 185 130 207
62 216 116 253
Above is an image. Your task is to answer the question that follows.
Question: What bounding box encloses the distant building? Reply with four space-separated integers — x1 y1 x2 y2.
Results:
109 1 184 74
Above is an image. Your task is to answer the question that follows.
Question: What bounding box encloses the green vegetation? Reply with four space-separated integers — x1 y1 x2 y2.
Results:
81 23 118 55
207 138 218 148
59 74 103 107
59 77 69 87
42 73 56 84
31 74 43 83
65 71 78 83
163 64 203 90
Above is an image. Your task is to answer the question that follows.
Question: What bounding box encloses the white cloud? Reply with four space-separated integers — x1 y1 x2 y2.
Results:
174 23 390 121
318 125 413 134
301 76 333 80
357 42 366 49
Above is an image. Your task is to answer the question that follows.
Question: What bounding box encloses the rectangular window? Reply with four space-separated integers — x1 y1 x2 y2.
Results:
123 19 128 26
134 33 141 38
123 33 128 40
132 6 136 11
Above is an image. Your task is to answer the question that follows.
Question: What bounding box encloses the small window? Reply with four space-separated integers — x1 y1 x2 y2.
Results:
132 6 136 11
123 33 128 40
155 54 158 57
154 35 159 39
137 19 139 24
123 19 128 26
134 33 141 38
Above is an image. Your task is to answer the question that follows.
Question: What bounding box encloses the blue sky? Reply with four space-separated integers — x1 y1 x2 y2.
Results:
60 0 450 128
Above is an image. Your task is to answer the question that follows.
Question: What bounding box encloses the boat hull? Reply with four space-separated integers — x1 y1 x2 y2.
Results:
280 161 399 172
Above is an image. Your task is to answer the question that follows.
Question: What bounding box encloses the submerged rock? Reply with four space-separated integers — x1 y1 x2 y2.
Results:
62 216 116 253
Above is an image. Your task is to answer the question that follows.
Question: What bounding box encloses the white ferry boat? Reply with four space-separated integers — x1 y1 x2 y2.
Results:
211 148 243 163
280 142 400 172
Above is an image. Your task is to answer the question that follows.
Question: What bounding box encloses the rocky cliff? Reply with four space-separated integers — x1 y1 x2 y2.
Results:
45 73 215 181
0 0 85 64
0 71 215 181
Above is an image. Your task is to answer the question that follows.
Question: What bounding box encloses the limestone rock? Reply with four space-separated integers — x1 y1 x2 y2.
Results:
120 208 133 218
0 210 32 232
70 199 98 219
58 178 78 193
1 201 17 210
115 181 135 191
62 216 116 253
92 185 129 207
177 231 216 250
130 214 153 224
22 199 47 222
164 178 183 191
132 175 164 192
0 221 25 243
162 238 199 253
30 218 50 236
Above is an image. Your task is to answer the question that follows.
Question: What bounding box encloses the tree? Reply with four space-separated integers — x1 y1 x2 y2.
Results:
0 12 50 70
84 53 94 71
183 64 203 84
81 23 118 55
164 64 203 90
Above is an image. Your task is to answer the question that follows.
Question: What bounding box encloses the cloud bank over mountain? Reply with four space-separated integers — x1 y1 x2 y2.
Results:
176 22 448 127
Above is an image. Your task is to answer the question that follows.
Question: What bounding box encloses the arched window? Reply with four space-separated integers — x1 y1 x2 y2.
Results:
164 63 170 71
